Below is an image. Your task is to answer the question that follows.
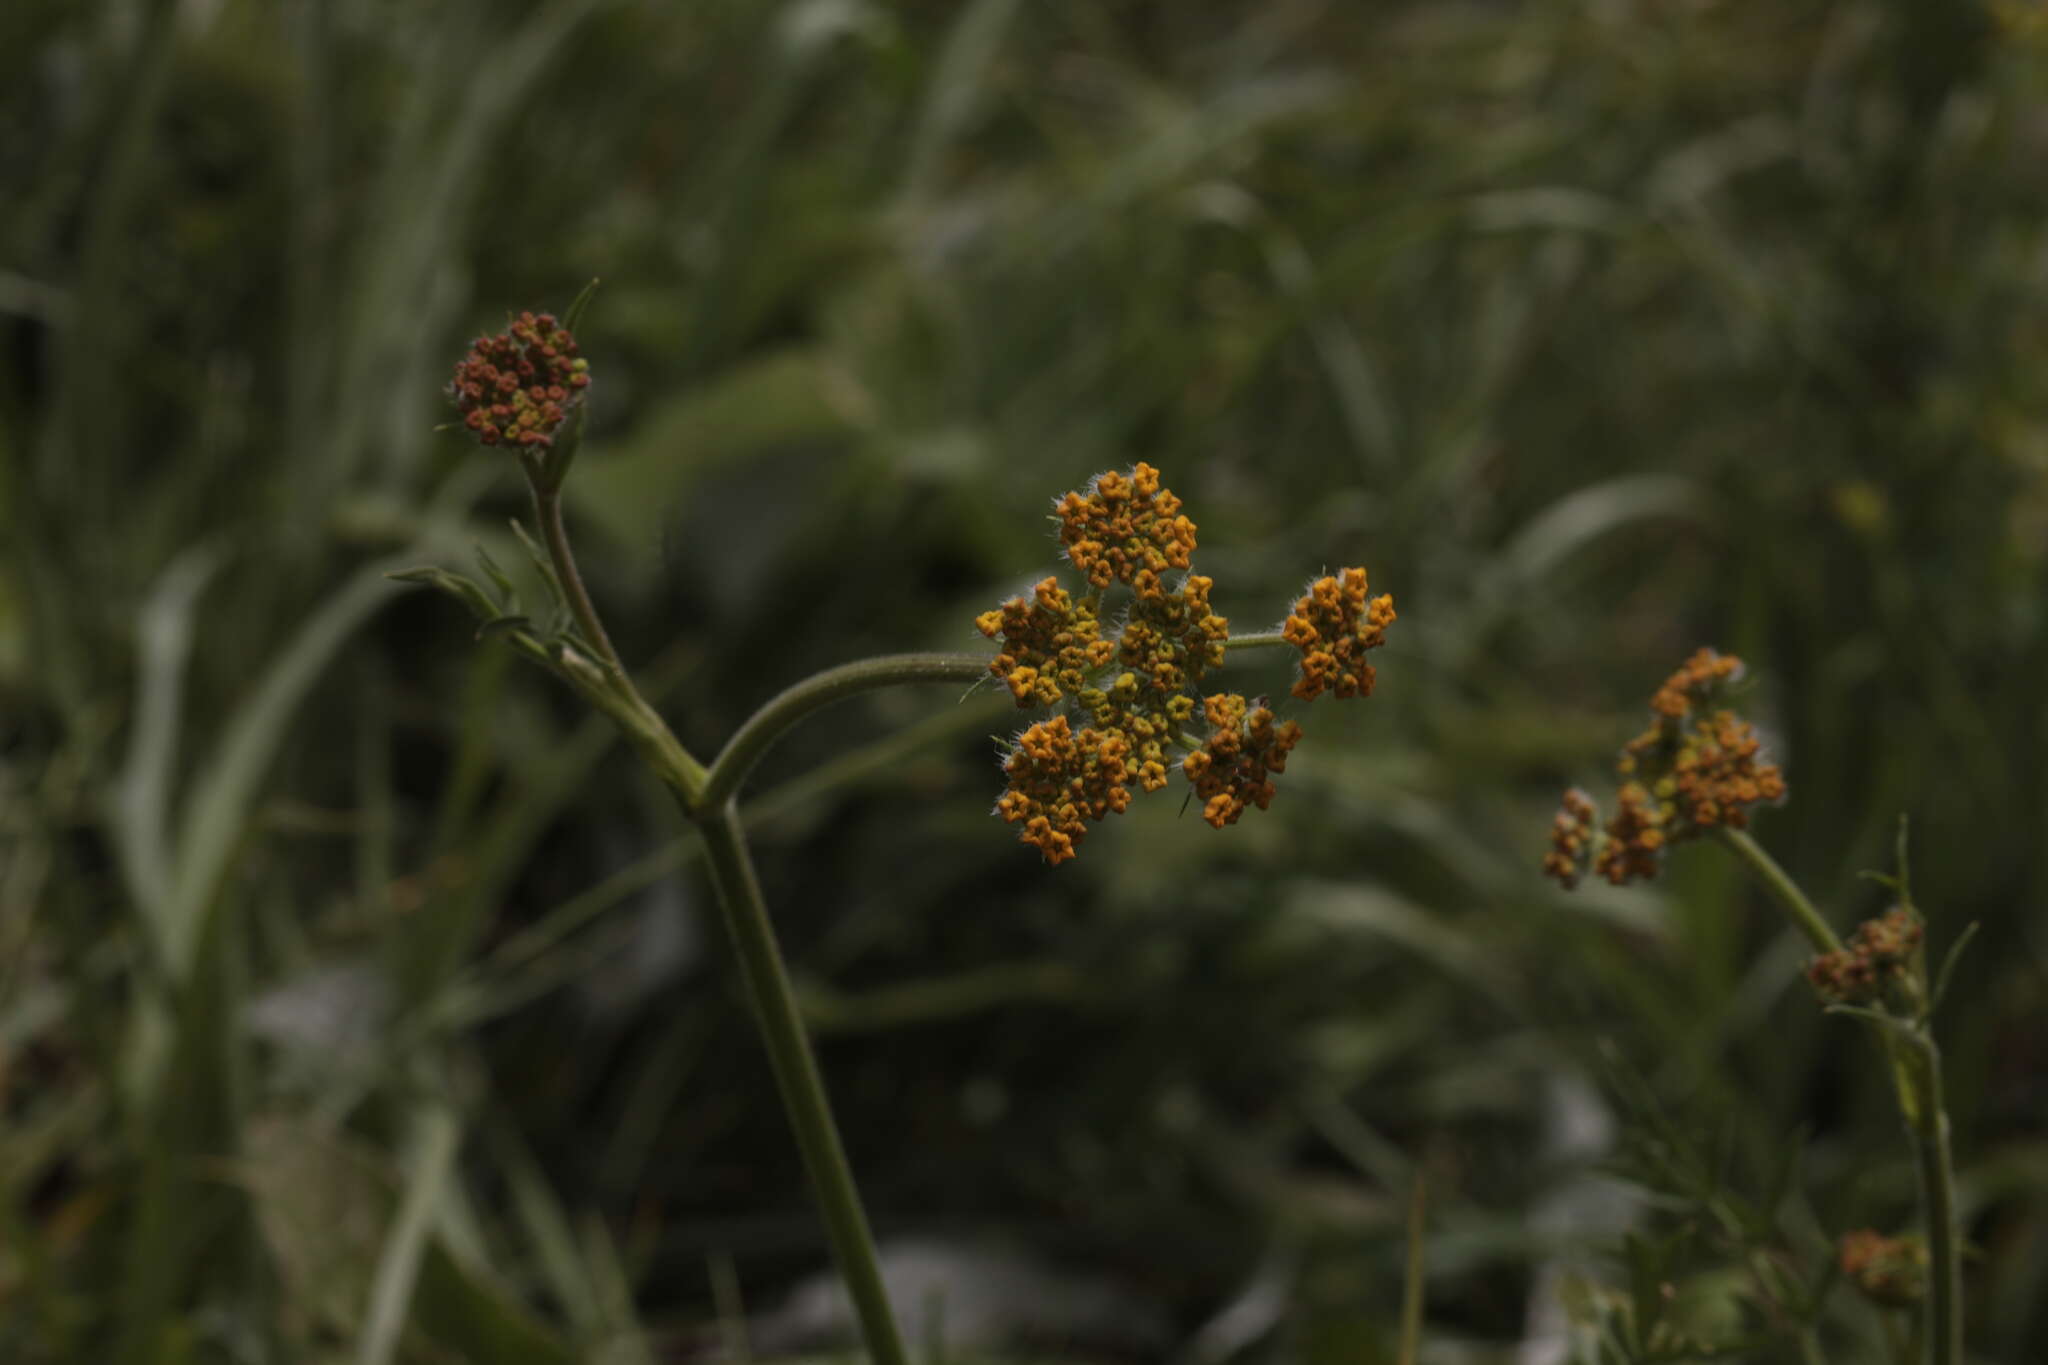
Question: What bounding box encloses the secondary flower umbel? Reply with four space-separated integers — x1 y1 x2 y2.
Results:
978 464 1393 863
1542 648 1785 888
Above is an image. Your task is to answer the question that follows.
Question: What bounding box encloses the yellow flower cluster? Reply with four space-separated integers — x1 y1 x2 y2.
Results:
1181 693 1303 829
993 716 1134 865
975 576 1117 707
980 464 1395 863
1806 905 1924 1004
1282 567 1396 701
1055 462 1198 594
1543 648 1786 888
1115 573 1228 702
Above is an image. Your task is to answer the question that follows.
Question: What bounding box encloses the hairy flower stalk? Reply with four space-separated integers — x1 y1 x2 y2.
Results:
976 462 1396 862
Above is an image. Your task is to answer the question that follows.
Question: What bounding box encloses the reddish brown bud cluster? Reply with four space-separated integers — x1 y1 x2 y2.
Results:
1055 462 1197 593
1838 1229 1927 1308
1282 567 1396 701
1542 648 1786 888
1806 906 1924 1004
1181 693 1303 829
980 464 1393 863
448 310 590 451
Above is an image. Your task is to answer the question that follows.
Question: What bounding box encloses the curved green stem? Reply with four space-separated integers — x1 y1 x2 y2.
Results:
1713 827 1845 955
694 799 909 1365
699 652 992 810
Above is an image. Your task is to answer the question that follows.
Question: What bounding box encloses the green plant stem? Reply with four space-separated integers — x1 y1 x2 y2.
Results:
699 652 991 809
1908 1035 1963 1365
1225 630 1290 651
532 482 626 678
1713 827 1845 955
693 798 909 1365
527 482 707 801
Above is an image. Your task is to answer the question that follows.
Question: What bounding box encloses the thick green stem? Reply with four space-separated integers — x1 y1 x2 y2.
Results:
1908 1037 1963 1365
699 653 991 810
694 799 909 1365
1224 630 1291 652
1713 827 1844 956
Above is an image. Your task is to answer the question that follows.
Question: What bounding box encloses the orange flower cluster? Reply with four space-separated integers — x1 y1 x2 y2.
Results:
1181 693 1303 828
1647 646 1741 717
1282 568 1396 701
1542 648 1786 888
1806 906 1925 1004
1540 788 1598 888
993 716 1135 865
1838 1229 1926 1308
1055 462 1198 594
976 577 1116 706
982 465 1392 862
448 311 590 451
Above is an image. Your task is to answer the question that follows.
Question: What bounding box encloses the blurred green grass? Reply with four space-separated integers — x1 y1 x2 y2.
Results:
3 0 2046 1361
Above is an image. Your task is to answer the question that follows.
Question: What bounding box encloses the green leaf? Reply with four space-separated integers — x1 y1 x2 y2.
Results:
474 540 519 609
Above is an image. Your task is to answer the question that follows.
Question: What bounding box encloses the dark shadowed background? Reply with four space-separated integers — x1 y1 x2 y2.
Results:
3 1 2046 1362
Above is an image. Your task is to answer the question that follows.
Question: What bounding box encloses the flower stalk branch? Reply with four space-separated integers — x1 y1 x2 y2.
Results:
701 653 992 809
1714 827 1844 956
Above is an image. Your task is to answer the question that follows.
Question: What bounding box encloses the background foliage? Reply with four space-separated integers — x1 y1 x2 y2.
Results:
4 1 2046 1361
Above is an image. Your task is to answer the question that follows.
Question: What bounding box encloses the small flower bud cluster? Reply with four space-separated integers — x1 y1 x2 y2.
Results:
1837 1229 1927 1308
448 311 590 451
979 464 1392 862
1182 693 1303 828
1542 648 1787 888
1540 788 1599 888
993 716 1134 865
1806 905 1924 1004
1055 463 1197 593
1282 567 1397 701
976 577 1117 706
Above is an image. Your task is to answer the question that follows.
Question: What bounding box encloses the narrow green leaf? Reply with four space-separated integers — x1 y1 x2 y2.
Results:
357 1107 461 1365
115 545 224 930
1927 921 1980 1017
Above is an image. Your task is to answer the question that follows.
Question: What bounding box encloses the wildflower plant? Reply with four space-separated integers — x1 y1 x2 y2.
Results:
1544 649 1975 1365
396 296 1398 1365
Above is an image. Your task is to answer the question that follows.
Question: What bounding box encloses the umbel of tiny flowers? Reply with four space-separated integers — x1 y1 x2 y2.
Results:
448 308 592 494
975 462 1395 863
1806 904 1927 1010
1541 647 1786 889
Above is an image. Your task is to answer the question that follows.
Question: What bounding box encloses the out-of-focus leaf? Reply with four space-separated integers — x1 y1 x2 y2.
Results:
571 348 857 550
